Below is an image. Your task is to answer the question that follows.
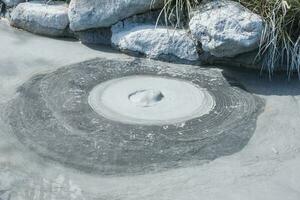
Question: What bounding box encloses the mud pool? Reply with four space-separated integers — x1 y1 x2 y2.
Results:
1 19 300 200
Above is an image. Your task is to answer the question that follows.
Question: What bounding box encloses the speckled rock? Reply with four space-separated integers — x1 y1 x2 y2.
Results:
68 0 164 31
10 1 69 37
189 0 263 57
112 24 199 61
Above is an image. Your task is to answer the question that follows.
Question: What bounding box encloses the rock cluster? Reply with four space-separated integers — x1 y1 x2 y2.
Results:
0 0 264 69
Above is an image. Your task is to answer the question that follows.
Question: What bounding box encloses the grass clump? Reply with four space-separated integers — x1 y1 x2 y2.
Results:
238 0 300 78
155 0 200 28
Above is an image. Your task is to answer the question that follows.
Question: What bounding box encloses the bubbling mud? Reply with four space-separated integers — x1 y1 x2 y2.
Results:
129 89 164 107
88 76 215 125
5 58 264 175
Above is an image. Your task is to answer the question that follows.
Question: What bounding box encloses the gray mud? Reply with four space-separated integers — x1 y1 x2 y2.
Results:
4 58 264 175
2 19 299 200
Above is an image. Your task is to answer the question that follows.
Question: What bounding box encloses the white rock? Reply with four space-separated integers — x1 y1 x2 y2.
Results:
10 2 69 37
73 11 161 45
112 24 199 61
189 0 263 57
68 0 164 31
2 0 24 7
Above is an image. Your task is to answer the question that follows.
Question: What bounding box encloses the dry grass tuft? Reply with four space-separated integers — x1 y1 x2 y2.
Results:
239 0 300 78
155 0 200 28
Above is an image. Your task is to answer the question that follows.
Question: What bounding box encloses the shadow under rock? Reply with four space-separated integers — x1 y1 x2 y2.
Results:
222 66 300 96
82 43 122 54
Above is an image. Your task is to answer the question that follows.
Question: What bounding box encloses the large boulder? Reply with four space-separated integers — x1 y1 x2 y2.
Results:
189 0 263 58
112 23 199 61
68 0 164 31
2 0 24 7
10 1 69 37
73 11 161 45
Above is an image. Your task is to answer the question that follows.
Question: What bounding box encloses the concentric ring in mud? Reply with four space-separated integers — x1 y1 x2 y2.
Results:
5 58 264 175
88 75 215 125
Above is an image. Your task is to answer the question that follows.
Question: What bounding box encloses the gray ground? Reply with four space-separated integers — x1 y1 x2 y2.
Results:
1 19 300 200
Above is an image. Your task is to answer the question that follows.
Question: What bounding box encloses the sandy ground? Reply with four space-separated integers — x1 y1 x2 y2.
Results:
1 19 300 200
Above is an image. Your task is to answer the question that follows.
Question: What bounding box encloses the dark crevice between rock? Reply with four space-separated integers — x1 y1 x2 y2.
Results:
0 2 5 17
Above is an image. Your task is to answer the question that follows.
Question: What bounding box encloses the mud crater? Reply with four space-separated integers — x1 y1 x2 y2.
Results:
4 58 264 175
